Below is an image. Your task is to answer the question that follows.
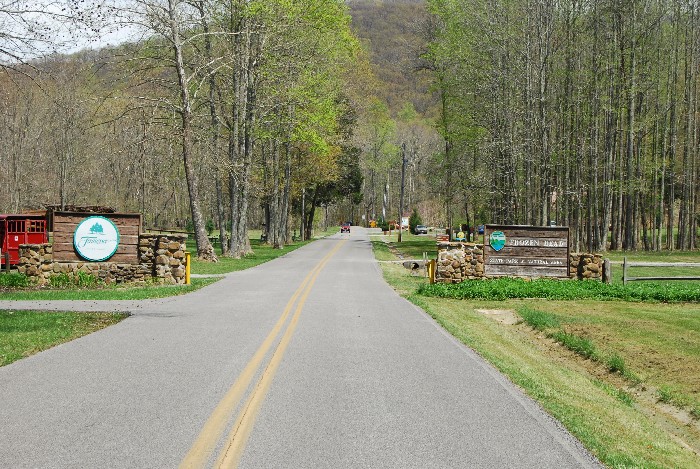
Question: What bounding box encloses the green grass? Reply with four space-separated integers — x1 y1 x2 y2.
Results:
517 306 561 330
0 310 127 366
616 265 700 288
371 239 396 262
370 234 437 260
593 379 635 407
551 330 598 359
418 277 700 302
389 236 437 259
605 250 700 263
189 238 311 275
0 277 218 301
374 244 700 468
518 306 635 378
0 272 31 288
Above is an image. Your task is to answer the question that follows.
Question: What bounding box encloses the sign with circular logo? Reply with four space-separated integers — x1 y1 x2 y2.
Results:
489 231 506 252
73 216 120 261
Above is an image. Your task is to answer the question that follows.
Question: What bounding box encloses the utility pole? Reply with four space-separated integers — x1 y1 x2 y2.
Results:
398 143 407 243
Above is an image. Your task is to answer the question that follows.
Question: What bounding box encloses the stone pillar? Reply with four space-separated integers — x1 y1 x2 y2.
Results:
569 253 604 280
151 235 187 284
17 244 53 284
435 242 485 284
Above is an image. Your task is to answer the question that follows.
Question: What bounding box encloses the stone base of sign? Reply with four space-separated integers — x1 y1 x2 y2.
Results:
17 234 188 285
435 242 605 283
569 253 605 280
436 242 485 283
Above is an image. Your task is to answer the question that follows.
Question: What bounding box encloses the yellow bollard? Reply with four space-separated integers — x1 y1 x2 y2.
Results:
185 251 191 285
427 259 436 284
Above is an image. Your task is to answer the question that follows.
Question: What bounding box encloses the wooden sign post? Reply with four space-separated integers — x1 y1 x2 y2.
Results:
483 225 570 278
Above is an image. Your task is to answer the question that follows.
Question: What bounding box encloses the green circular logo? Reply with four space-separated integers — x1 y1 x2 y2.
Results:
73 216 120 261
489 231 506 252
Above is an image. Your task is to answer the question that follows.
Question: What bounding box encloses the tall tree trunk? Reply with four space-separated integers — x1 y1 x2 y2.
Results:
197 0 228 255
168 0 216 262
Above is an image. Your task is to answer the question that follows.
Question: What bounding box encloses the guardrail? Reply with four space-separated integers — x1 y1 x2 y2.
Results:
622 257 700 285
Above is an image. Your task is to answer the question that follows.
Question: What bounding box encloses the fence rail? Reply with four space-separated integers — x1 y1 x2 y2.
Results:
622 257 700 285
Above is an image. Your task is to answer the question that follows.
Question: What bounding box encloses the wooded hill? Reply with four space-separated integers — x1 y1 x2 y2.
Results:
347 0 436 117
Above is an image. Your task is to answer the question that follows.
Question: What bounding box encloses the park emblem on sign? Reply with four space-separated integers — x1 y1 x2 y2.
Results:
489 231 506 251
73 216 120 262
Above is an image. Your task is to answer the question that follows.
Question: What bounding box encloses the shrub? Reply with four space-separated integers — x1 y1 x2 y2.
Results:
0 272 31 288
657 385 674 404
518 307 560 331
48 272 100 289
551 331 598 360
75 271 99 288
49 273 73 288
690 406 700 420
378 217 389 232
606 353 627 374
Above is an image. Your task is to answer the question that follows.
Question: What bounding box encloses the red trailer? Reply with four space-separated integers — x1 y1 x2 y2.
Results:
0 214 48 267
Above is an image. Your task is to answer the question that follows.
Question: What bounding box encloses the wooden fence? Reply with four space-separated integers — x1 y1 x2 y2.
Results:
622 258 700 285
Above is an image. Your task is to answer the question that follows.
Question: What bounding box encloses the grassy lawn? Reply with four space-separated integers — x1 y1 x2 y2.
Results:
370 232 437 261
605 249 700 263
190 227 339 275
189 237 313 275
0 310 127 366
375 237 700 468
0 277 219 301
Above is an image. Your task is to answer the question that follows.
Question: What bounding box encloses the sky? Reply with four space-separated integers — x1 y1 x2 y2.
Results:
0 0 142 62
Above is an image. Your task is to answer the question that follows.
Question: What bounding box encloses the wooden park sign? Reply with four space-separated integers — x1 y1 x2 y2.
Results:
52 211 142 264
483 225 570 278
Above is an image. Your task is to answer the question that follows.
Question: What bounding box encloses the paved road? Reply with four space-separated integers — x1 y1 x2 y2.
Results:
0 228 601 468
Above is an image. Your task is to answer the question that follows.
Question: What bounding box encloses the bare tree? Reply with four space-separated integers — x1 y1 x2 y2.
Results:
116 0 218 260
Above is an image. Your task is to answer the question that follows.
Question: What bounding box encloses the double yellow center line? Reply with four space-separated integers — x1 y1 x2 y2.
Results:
180 239 347 469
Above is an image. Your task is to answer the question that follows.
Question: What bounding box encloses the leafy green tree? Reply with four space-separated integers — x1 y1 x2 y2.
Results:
409 209 422 234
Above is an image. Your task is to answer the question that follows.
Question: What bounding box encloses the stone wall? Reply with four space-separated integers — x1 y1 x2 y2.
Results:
436 243 485 284
435 243 606 283
17 234 188 285
141 234 188 284
569 253 604 280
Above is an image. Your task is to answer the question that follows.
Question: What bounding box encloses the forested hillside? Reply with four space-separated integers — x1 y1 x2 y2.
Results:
346 0 436 116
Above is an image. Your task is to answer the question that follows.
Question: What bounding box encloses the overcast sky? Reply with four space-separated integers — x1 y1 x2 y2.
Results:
1 0 143 62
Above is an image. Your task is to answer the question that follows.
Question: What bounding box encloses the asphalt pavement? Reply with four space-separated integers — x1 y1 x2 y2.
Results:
0 228 602 468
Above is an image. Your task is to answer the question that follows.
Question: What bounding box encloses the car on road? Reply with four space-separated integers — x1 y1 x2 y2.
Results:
414 224 428 235
341 222 351 233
